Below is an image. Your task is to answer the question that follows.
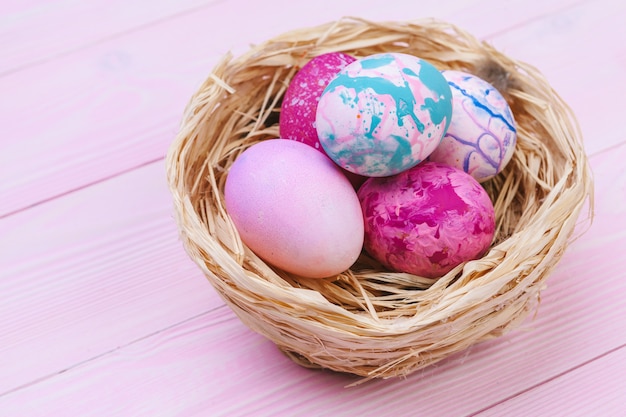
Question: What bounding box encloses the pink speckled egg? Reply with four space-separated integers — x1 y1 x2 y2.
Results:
358 162 495 278
315 53 453 177
224 139 364 278
428 70 517 182
279 52 356 152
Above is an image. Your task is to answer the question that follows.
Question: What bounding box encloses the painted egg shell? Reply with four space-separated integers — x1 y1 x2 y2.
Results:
315 52 453 177
428 70 517 182
279 52 356 152
224 139 364 278
358 161 495 278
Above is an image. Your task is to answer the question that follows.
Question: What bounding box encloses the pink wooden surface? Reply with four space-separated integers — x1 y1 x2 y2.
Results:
1 0 624 416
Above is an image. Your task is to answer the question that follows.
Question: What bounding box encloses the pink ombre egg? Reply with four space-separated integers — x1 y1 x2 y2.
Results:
279 52 356 152
358 161 495 278
224 139 364 278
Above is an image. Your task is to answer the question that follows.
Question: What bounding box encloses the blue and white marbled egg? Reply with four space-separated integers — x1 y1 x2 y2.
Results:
315 53 453 177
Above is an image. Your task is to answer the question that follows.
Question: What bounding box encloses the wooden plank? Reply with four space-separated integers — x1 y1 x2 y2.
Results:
0 161 219 395
0 0 593 218
0 307 307 417
488 0 626 158
0 141 623 416
0 10 211 217
0 0 583 74
0 0 221 74
476 346 626 417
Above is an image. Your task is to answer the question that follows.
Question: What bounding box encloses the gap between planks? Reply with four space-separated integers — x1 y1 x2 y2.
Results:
0 308 220 398
0 0 224 76
474 344 626 417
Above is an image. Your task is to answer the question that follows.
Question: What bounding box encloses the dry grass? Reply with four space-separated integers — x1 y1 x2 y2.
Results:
166 17 594 382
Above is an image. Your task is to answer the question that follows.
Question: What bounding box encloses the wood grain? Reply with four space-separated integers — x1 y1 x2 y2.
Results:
0 0 221 74
0 142 623 416
0 161 219 395
489 0 626 157
2 0 623 415
0 0 582 74
0 0 591 218
477 346 626 416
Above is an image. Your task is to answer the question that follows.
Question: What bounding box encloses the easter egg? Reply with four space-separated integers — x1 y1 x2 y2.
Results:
224 139 364 278
428 70 517 182
279 52 356 152
315 52 453 177
358 162 495 278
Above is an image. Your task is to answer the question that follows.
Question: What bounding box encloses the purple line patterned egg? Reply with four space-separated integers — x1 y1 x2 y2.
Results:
358 162 495 278
315 53 453 177
428 70 517 182
279 52 356 152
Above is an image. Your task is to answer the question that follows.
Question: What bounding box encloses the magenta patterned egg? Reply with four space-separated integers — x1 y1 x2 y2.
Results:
315 53 453 177
428 70 517 182
279 52 356 152
358 162 495 278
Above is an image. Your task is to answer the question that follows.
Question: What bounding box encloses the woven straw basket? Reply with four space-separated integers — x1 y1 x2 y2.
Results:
166 17 593 381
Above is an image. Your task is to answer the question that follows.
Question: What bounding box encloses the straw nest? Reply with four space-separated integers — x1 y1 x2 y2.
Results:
166 17 593 381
